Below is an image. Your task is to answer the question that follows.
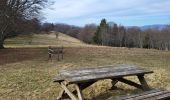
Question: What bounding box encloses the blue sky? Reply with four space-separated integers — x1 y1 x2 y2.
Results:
43 0 170 26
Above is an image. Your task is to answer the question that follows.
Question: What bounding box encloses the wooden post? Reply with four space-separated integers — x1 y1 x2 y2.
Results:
48 46 53 61
57 48 60 61
61 47 64 60
48 53 52 60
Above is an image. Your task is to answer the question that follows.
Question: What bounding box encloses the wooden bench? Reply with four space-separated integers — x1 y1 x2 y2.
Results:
107 89 170 100
48 46 64 61
54 64 154 100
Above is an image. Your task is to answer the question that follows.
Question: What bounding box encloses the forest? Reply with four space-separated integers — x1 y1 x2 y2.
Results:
51 19 170 50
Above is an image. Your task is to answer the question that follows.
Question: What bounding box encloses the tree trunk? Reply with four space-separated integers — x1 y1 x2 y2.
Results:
0 32 5 49
0 39 4 49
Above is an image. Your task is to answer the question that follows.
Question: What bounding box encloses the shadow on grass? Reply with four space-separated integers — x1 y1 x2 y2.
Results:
0 48 47 65
92 92 113 100
92 88 143 100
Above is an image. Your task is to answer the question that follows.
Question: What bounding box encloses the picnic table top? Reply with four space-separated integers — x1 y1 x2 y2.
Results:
54 64 153 83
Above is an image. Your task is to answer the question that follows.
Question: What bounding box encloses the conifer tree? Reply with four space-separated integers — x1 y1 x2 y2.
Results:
93 19 108 45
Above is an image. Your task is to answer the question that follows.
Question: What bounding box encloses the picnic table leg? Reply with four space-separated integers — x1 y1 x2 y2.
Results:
137 75 150 91
61 47 64 60
61 52 63 60
57 89 65 100
57 51 60 61
57 82 70 100
117 78 143 90
75 84 84 100
111 79 118 89
57 82 78 100
48 53 52 61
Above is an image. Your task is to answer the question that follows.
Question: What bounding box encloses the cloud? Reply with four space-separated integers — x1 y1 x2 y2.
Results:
43 0 170 26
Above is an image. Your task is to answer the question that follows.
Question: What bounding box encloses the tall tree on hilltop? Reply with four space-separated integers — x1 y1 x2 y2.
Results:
93 19 109 45
93 26 101 44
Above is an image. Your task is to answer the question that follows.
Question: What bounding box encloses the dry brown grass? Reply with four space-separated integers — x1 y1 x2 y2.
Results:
1 33 170 100
0 47 170 100
4 33 91 48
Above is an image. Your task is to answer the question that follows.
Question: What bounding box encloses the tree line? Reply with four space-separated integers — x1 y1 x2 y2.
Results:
93 19 170 50
53 23 96 44
49 19 170 50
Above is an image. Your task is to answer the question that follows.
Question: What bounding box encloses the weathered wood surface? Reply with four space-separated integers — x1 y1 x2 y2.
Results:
54 64 153 83
110 89 170 100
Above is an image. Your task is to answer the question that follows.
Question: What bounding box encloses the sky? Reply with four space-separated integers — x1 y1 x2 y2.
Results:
43 0 170 26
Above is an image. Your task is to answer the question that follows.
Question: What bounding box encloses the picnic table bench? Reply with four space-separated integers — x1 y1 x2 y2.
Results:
108 89 170 100
48 46 64 61
54 64 155 100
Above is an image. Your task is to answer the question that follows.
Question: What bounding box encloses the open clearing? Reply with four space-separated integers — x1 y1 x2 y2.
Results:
4 32 89 48
0 33 170 100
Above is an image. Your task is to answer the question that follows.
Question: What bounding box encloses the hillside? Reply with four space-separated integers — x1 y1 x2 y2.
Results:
4 32 89 48
0 32 170 100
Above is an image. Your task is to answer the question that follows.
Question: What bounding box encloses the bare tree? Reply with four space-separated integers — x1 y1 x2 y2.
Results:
117 25 126 47
0 0 47 49
78 24 96 43
42 23 54 32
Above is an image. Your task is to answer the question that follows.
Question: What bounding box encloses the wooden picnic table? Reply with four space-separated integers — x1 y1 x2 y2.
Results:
53 64 153 100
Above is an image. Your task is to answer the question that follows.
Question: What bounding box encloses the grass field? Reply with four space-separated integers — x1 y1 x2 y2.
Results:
0 33 170 100
4 32 89 48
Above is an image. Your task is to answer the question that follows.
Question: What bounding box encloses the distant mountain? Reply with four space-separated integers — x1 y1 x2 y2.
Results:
140 24 169 30
107 22 170 31
120 24 169 30
108 22 116 27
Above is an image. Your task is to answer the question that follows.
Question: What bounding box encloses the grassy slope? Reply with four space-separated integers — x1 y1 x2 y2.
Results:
4 32 89 48
0 33 170 100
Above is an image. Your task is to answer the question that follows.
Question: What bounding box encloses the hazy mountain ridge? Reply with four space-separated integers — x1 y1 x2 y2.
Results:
108 21 169 30
140 24 169 30
127 24 170 30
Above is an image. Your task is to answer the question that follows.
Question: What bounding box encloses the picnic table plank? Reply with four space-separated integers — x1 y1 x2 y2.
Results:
54 64 153 83
53 75 64 82
60 64 138 76
67 69 152 83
